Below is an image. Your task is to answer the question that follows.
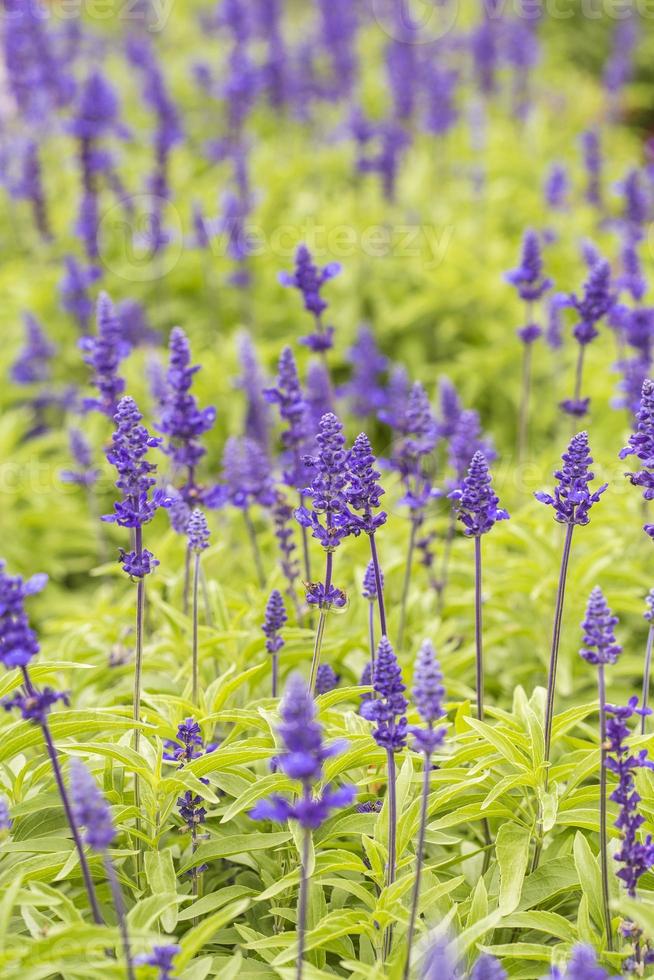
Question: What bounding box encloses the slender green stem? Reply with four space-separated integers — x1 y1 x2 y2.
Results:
308 551 332 693
383 749 398 962
474 536 493 869
398 519 418 651
21 667 103 924
642 624 654 735
192 551 201 705
436 515 456 613
183 542 191 617
200 565 213 628
532 523 574 872
244 508 266 588
133 527 145 881
403 751 431 980
518 341 533 465
368 533 387 636
598 666 613 950
368 600 376 677
105 856 135 980
296 818 311 980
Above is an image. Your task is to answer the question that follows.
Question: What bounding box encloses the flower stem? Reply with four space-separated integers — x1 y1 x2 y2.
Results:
383 749 398 961
183 542 191 617
244 508 266 588
368 533 387 636
21 667 103 924
105 855 135 980
642 624 654 736
598 665 613 951
518 342 533 465
296 822 311 980
532 522 574 872
436 515 456 613
272 650 279 698
308 551 332 693
403 751 431 980
192 550 201 705
298 492 312 583
474 536 493 868
133 526 145 881
368 601 376 677
398 518 418 651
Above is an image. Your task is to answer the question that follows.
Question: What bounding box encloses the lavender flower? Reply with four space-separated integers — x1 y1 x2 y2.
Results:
505 230 552 304
163 718 204 764
347 434 387 535
411 641 447 756
264 347 312 489
103 396 169 577
581 129 602 208
0 562 47 670
250 673 355 828
272 492 301 603
361 637 408 752
579 587 621 665
220 437 275 510
305 360 334 433
362 561 381 601
470 955 507 980
168 494 190 535
437 378 463 441
447 409 494 490
79 293 129 417
263 590 287 655
449 452 509 537
296 413 351 552
605 697 654 896
279 245 340 351
621 168 649 243
14 140 50 239
11 313 55 384
159 327 216 504
544 163 569 210
187 508 209 553
619 379 654 536
135 945 181 979
535 432 607 526
70 759 115 851
0 798 11 833
343 325 388 418
315 664 339 696
59 257 101 335
392 382 439 510
569 259 614 346
61 429 100 488
237 332 271 449
546 945 613 979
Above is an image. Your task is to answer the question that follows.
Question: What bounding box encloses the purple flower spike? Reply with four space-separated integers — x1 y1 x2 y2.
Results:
505 230 552 303
263 590 287 654
535 432 607 526
544 163 569 210
159 327 216 503
362 560 381 601
59 257 101 335
411 640 447 756
220 437 275 510
295 413 352 551
70 759 115 851
579 587 622 666
135 945 181 980
361 637 408 752
163 718 203 763
569 259 614 346
264 346 311 489
279 244 340 351
187 509 210 553
61 429 101 488
605 697 654 897
250 673 355 829
555 945 614 980
470 954 507 980
346 433 387 535
3 686 68 723
620 380 654 532
0 561 47 670
449 452 509 537
581 129 602 207
79 292 129 417
11 313 55 384
448 409 495 489
0 797 11 832
103 397 169 576
315 663 339 695
437 377 463 440
343 325 388 418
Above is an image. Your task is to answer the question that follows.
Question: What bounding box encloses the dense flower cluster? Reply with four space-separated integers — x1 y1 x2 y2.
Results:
264 346 312 489
346 433 387 535
362 560 381 601
535 432 607 525
296 412 351 550
579 587 622 665
158 327 216 502
103 397 169 576
279 244 340 351
449 452 509 537
135 945 181 979
315 663 339 695
505 229 552 304
361 637 408 752
262 590 287 655
569 259 614 346
605 697 654 896
0 562 47 670
11 313 55 384
250 673 355 828
219 436 275 510
79 293 129 417
61 429 100 488
411 640 447 755
620 379 654 537
187 509 210 552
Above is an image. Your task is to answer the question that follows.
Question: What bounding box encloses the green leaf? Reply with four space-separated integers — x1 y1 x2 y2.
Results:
176 899 251 968
178 833 292 874
573 831 605 937
496 822 531 915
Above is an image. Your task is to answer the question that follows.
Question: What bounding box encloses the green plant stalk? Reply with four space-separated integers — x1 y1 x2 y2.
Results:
296 816 311 980
368 533 387 637
105 855 135 980
133 526 145 881
21 666 103 925
474 535 493 869
532 522 575 872
398 518 419 651
382 749 398 962
641 623 654 735
244 508 266 588
308 551 333 693
367 600 376 678
598 665 613 951
192 549 201 705
403 748 432 980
